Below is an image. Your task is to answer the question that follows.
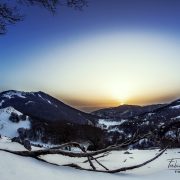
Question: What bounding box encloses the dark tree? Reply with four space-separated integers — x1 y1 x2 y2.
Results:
0 0 88 34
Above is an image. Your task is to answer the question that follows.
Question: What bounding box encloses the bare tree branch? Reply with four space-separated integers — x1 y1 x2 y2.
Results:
90 155 109 170
0 131 166 173
63 147 167 173
0 0 88 34
83 153 110 163
0 132 151 158
0 3 22 34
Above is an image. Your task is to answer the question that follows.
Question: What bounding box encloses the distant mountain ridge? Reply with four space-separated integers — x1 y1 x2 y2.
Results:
94 99 180 148
92 104 166 119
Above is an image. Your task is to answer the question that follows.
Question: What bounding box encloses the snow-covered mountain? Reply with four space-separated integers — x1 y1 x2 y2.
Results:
0 90 104 148
0 90 96 125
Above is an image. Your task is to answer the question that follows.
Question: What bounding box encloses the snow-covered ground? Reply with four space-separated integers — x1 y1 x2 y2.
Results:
0 137 179 180
1 91 26 99
0 107 30 138
170 105 180 109
98 119 127 129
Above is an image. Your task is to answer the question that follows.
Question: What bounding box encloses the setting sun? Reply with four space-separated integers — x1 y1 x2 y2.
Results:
109 83 133 105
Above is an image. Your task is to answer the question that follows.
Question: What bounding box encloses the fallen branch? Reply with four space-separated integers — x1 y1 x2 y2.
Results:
0 131 165 173
83 153 109 163
91 156 109 170
0 145 167 173
3 132 150 158
63 147 167 173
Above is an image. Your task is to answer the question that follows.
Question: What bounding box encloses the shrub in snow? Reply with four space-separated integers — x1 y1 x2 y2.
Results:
165 130 176 140
124 151 132 154
19 114 27 121
11 137 21 143
131 138 155 149
9 112 20 123
17 128 27 140
177 129 180 142
87 144 96 151
23 139 31 151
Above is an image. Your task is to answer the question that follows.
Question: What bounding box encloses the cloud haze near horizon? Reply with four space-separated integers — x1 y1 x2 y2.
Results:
2 30 180 111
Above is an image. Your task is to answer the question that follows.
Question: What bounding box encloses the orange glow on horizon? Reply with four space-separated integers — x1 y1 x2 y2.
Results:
59 90 180 112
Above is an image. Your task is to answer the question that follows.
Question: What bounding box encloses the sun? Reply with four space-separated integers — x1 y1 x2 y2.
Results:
120 100 126 105
115 93 129 105
110 85 131 106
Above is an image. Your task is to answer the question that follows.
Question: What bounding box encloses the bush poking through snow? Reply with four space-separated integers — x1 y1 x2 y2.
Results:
11 137 21 143
9 112 20 123
19 114 27 121
23 140 31 151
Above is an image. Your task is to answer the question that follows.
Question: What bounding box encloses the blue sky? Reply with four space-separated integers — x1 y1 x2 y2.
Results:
0 0 180 111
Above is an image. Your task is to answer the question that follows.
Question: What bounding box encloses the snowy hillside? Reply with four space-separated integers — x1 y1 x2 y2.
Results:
94 99 180 148
0 137 179 180
0 90 96 125
0 107 30 138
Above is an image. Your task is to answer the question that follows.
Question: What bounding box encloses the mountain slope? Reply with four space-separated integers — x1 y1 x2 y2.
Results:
0 90 96 125
0 91 104 148
0 105 104 149
96 99 180 148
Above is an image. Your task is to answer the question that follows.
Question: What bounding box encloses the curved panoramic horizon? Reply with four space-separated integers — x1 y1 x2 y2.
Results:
0 0 180 112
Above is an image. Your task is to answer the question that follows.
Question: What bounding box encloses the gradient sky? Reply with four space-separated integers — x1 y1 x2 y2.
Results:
0 0 180 112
